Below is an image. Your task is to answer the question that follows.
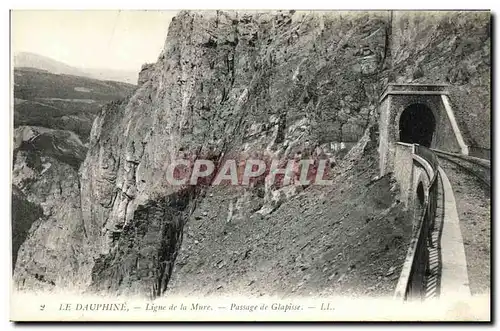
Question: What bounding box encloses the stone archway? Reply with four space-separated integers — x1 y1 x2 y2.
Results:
399 103 436 147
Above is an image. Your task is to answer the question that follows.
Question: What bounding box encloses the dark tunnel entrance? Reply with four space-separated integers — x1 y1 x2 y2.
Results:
399 103 436 147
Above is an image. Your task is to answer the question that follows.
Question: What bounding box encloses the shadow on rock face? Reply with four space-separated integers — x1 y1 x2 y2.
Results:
11 185 44 271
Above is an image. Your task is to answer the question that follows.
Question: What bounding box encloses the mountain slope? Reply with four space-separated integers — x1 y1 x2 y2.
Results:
14 67 135 141
12 126 92 290
14 52 139 84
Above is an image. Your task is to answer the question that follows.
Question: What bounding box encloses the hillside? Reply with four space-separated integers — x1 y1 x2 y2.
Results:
14 52 139 84
13 67 135 141
11 125 91 286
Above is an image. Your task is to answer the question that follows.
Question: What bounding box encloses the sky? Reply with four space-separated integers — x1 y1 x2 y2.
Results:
11 10 178 72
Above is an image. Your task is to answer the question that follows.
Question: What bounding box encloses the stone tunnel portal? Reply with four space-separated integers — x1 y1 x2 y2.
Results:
399 103 436 147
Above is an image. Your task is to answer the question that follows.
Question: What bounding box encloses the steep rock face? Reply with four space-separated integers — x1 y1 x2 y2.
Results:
390 11 491 154
11 185 43 269
12 126 93 291
76 10 391 297
13 126 88 170
90 189 195 297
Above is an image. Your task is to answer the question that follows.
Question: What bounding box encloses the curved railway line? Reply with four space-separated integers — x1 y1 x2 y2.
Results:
394 145 491 300
433 152 491 296
432 151 490 188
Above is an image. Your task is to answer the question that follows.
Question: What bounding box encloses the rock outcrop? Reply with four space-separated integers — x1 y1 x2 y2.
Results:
12 126 93 291
138 63 155 86
11 185 43 270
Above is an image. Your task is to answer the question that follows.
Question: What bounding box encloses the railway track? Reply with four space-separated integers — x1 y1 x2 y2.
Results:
433 151 490 188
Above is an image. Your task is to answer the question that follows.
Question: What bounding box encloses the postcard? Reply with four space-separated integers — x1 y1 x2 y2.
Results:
9 9 491 322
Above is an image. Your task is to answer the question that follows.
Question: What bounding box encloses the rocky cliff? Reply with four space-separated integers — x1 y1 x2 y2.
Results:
12 10 490 298
389 11 491 155
12 126 93 290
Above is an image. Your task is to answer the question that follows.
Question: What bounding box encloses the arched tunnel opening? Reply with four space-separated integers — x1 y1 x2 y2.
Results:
399 103 436 147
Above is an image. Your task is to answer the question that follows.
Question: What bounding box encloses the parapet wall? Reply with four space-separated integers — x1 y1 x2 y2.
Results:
393 144 439 300
393 143 414 207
